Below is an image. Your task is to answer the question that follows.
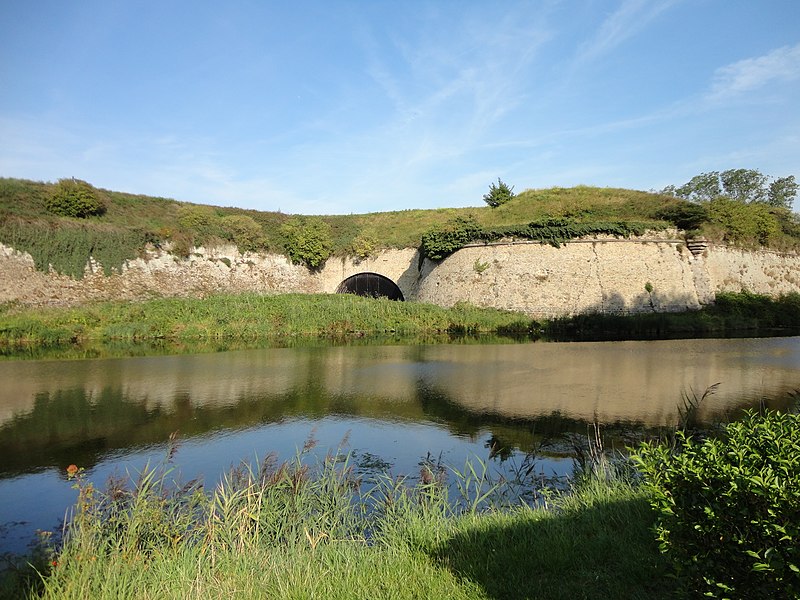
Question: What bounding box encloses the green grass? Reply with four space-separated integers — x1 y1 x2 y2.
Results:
1 445 672 600
1 291 798 355
0 293 535 349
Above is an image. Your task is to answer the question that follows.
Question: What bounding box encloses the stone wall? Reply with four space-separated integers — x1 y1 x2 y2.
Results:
1 237 799 316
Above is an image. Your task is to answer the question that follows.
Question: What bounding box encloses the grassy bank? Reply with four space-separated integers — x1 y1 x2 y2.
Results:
1 291 800 355
2 445 672 600
0 293 533 350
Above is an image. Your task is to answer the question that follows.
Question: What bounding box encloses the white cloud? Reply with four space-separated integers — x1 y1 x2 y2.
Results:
707 43 800 101
575 0 681 63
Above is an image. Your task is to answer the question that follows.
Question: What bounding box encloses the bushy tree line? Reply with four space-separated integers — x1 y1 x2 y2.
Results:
662 169 797 208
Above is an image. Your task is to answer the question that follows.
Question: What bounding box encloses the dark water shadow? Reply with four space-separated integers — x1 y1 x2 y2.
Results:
431 495 677 600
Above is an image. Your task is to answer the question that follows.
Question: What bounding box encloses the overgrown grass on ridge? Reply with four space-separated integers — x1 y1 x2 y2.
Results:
1 440 672 600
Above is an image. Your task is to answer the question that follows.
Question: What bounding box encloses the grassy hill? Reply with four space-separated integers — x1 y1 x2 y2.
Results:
1 177 798 279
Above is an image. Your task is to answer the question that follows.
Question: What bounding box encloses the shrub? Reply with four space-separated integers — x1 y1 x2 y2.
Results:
176 205 223 241
280 218 333 268
420 217 481 260
483 178 515 208
349 233 379 260
45 179 106 218
655 200 709 232
220 214 264 253
633 410 800 598
706 197 781 246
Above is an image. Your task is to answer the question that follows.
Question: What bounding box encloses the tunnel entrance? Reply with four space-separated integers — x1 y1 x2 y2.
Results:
335 272 405 301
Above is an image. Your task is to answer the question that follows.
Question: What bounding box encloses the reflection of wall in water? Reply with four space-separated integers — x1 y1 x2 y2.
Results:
1 338 798 428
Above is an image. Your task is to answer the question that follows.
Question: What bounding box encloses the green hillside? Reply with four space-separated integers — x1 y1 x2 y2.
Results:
1 177 798 279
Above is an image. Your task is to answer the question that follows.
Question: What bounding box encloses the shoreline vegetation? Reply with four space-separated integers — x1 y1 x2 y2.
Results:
4 408 798 599
1 290 799 358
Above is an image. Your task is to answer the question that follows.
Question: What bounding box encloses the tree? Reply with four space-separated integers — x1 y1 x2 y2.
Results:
482 178 515 208
767 176 798 209
665 169 797 208
720 168 768 203
673 172 721 202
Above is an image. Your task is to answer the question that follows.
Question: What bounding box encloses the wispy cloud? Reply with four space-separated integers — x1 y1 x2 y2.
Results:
707 43 800 102
575 0 681 63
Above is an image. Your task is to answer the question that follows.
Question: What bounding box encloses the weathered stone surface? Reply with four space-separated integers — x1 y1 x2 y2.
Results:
1 238 798 316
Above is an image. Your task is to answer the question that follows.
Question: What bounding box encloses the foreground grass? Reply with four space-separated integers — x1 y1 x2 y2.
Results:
2 449 671 600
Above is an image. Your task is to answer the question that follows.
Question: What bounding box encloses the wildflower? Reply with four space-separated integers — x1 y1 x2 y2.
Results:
66 464 79 476
51 560 58 567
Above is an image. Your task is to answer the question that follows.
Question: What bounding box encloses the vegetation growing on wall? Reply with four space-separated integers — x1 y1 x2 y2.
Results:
421 216 654 260
280 217 334 268
0 218 155 278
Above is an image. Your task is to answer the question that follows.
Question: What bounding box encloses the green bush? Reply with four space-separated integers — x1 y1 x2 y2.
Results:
655 200 709 232
421 217 482 260
349 233 379 259
634 410 800 598
45 179 106 218
220 214 264 253
280 218 333 268
706 197 781 246
176 204 223 241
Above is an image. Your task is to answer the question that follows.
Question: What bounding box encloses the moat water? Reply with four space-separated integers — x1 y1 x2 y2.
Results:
1 336 799 555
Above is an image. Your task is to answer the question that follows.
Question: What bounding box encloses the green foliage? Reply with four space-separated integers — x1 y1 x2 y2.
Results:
769 176 798 209
666 169 797 208
483 178 516 208
280 218 334 268
349 233 379 259
706 196 781 245
634 410 800 598
421 217 482 260
655 200 709 231
45 178 106 218
421 216 653 260
0 218 154 279
176 204 223 241
219 214 264 253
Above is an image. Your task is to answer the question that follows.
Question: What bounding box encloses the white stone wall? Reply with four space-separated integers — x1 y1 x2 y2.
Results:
2 238 799 316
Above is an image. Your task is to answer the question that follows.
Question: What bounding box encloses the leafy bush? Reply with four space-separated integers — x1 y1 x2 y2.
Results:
350 233 379 259
706 197 781 246
483 178 515 208
420 217 482 260
176 205 223 241
220 214 264 253
280 218 333 268
634 410 800 598
655 200 709 232
45 179 106 218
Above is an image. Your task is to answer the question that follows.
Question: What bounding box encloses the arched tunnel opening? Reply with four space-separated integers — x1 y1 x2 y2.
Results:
335 272 405 301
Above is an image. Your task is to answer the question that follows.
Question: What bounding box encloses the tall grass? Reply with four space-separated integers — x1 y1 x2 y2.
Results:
5 437 671 600
0 293 536 350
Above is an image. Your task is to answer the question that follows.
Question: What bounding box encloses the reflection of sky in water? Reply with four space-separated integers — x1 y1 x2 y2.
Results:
0 416 570 556
1 336 799 556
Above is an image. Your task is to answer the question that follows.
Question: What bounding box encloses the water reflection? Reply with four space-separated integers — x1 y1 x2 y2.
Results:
1 337 798 554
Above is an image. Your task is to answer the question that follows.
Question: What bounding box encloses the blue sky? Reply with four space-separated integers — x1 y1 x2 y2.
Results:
1 1 799 214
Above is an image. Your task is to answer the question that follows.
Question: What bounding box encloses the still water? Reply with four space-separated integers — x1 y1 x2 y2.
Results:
1 336 799 555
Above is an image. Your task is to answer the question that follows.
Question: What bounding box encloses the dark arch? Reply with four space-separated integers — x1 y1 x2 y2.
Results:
335 272 405 301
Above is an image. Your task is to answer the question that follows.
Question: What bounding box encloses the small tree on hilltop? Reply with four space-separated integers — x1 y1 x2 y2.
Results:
483 178 515 208
46 178 106 218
